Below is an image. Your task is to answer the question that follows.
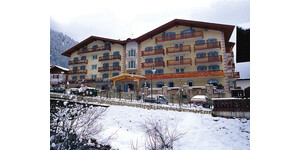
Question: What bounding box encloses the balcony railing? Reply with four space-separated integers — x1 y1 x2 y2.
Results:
68 59 88 65
167 58 192 67
141 48 164 57
99 54 121 61
77 46 111 54
98 66 121 72
166 45 191 54
144 70 225 80
226 72 240 78
195 55 223 64
194 41 221 51
68 69 87 74
142 61 165 68
155 31 203 43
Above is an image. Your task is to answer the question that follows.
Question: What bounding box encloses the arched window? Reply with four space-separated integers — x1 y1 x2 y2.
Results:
145 58 153 63
208 79 219 86
169 81 174 87
195 40 205 45
103 52 109 57
73 66 78 71
180 29 195 37
102 73 109 78
145 46 153 51
206 38 217 43
113 51 120 55
145 70 152 75
103 63 109 68
112 72 119 77
73 57 78 61
209 65 219 71
113 62 119 66
208 51 218 56
155 57 163 62
155 69 164 74
154 45 163 49
197 65 207 71
80 66 85 70
81 56 86 60
92 44 98 50
187 80 194 87
196 53 206 58
156 82 165 88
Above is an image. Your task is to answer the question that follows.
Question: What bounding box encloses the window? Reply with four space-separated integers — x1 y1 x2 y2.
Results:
175 43 183 48
187 80 194 87
155 57 163 62
92 55 97 60
128 49 136 57
80 75 85 79
113 51 120 55
80 66 86 70
103 52 109 57
206 38 218 47
115 84 121 92
145 58 153 63
197 65 207 71
175 56 184 60
129 72 136 75
103 63 109 68
91 75 97 79
162 32 175 40
102 73 109 78
208 79 219 86
82 46 88 50
104 42 111 47
169 81 174 87
209 65 220 71
208 51 218 56
196 53 206 58
72 76 77 80
195 40 205 45
73 66 78 71
112 72 119 77
113 62 119 66
81 56 86 60
92 65 97 70
154 45 163 49
155 69 164 75
92 44 98 50
145 70 152 75
128 61 136 68
145 46 153 51
180 29 195 37
175 68 184 73
156 82 165 88
73 57 79 61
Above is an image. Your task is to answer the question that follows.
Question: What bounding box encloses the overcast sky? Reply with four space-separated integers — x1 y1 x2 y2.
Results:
50 0 250 78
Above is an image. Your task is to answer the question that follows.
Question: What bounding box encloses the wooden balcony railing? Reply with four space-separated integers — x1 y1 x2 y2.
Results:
226 72 240 78
166 45 191 54
195 55 223 64
99 54 121 61
141 48 164 57
77 46 111 54
167 58 192 67
142 61 165 68
155 31 203 43
68 69 87 74
98 66 121 72
144 70 225 80
68 59 88 65
194 41 221 51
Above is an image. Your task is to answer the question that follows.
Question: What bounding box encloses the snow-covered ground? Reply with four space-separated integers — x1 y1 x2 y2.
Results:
97 105 250 150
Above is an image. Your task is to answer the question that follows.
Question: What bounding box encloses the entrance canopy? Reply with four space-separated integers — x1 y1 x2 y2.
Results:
109 74 145 90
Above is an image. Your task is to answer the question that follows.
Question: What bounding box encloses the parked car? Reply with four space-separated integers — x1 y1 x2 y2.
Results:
190 95 210 108
145 94 168 105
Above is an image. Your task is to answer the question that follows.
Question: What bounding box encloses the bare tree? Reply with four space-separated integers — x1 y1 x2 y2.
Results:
139 118 186 150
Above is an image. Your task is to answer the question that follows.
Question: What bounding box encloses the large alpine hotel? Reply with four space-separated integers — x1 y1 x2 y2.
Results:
61 19 239 98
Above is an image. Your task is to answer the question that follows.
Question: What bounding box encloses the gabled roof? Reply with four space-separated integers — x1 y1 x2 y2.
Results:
61 19 235 57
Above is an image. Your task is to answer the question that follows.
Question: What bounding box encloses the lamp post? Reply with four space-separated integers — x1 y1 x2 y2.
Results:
151 67 156 102
61 71 64 89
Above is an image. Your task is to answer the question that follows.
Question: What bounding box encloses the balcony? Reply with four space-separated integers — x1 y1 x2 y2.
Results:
99 54 121 61
141 48 164 57
98 66 121 72
77 45 111 54
155 31 203 43
166 45 191 54
195 55 223 64
167 58 192 67
226 72 240 79
68 59 88 65
142 61 165 68
68 69 87 74
194 41 221 52
144 70 225 80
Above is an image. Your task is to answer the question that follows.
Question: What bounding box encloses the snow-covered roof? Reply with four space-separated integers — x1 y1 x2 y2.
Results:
191 95 207 102
50 65 69 72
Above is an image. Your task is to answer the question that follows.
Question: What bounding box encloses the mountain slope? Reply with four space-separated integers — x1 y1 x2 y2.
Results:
50 29 78 68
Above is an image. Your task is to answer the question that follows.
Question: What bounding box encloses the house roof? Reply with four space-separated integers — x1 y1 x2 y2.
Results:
61 19 235 57
50 65 69 72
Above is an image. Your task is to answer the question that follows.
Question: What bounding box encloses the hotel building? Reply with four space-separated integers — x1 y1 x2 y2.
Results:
61 19 239 97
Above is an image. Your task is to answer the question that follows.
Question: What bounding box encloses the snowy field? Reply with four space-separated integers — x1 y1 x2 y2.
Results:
97 105 250 150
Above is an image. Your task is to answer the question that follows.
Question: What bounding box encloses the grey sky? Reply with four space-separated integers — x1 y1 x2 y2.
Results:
50 0 250 78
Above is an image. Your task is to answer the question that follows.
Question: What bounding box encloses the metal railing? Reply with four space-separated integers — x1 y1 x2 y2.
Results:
194 41 221 51
99 54 121 61
155 31 203 43
77 46 111 54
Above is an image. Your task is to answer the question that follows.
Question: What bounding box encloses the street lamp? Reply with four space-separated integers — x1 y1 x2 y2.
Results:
151 67 156 102
61 71 64 89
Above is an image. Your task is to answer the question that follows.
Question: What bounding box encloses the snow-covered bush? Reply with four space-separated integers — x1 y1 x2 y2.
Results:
50 102 111 150
137 118 186 150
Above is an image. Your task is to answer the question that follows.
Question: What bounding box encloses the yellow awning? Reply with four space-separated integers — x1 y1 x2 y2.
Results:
109 74 145 89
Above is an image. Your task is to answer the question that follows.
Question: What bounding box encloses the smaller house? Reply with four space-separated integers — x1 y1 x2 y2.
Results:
231 78 250 98
50 65 69 87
